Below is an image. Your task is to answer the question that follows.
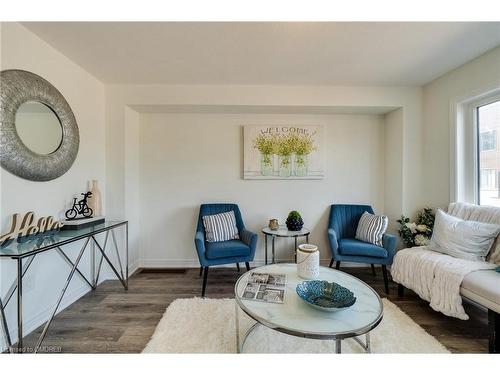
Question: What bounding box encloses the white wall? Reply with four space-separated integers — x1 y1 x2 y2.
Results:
423 46 500 209
105 84 421 268
106 84 423 221
384 108 404 234
124 107 141 271
0 23 108 348
139 113 385 266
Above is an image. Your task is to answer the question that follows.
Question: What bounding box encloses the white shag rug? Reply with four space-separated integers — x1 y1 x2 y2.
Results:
143 298 450 354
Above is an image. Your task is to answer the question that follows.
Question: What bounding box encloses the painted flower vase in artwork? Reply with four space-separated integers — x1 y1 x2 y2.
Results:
88 179 102 217
260 153 273 176
279 155 292 177
294 153 308 177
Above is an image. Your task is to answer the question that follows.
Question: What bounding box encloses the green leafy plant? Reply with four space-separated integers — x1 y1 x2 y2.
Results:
287 210 302 220
396 207 435 247
416 207 435 229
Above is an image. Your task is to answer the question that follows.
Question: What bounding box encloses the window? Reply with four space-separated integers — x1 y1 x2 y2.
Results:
480 169 497 190
478 100 500 206
480 130 497 151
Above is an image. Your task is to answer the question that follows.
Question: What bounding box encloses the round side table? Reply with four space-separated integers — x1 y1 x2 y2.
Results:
262 225 310 264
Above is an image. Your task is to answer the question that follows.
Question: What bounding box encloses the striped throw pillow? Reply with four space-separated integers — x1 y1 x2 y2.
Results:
355 211 388 247
202 211 240 242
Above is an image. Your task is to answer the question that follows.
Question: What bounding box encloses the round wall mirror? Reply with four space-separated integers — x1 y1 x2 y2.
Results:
0 69 79 181
15 101 63 155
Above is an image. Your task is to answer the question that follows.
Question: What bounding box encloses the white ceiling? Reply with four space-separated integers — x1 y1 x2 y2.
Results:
23 22 500 86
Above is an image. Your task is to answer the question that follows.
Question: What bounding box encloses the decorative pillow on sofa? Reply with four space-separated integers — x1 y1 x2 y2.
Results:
429 209 500 261
448 202 500 265
202 211 240 242
355 211 388 247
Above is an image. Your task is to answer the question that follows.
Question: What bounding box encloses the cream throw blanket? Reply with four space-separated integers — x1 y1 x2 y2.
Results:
391 247 495 320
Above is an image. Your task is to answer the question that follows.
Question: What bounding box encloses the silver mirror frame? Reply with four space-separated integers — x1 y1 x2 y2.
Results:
0 69 79 181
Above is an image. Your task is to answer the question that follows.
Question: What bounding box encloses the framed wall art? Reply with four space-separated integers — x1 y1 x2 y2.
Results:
243 125 325 180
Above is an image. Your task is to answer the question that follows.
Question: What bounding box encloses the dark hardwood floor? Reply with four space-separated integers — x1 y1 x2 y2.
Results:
19 266 489 353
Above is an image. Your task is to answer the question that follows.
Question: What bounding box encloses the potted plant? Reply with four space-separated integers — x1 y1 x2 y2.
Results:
286 210 304 231
396 207 435 247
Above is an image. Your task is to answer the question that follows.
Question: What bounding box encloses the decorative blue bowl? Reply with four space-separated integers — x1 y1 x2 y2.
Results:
296 280 356 312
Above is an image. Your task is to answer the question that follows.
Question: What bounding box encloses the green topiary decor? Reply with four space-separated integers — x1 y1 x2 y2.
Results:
286 210 304 231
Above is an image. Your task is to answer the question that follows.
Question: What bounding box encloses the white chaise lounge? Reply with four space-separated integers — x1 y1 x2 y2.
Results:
393 202 500 353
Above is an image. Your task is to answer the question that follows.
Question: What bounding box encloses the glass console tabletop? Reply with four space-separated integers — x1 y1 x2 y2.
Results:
234 263 383 352
0 220 127 258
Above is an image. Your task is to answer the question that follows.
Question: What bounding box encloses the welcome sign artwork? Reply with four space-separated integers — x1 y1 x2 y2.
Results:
243 125 325 180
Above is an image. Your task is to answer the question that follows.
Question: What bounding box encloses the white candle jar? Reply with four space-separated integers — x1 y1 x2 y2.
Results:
296 244 320 279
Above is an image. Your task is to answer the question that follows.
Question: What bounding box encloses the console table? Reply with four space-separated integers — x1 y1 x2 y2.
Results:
0 220 128 353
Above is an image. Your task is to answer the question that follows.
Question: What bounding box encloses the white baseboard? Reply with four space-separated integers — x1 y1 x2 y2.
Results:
128 259 140 275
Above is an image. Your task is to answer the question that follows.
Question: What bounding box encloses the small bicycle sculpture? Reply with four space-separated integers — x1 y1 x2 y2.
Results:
65 192 93 220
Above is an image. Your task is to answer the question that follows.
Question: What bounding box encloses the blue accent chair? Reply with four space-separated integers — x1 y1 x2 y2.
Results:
327 204 397 294
195 203 258 297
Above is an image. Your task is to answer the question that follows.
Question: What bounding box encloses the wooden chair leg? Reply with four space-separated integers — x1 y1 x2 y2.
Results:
371 264 376 276
202 267 209 297
489 309 499 353
236 263 240 272
381 265 389 294
329 258 334 268
335 261 341 270
398 283 404 297
245 262 250 271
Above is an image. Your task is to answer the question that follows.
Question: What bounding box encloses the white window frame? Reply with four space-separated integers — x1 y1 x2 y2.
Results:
450 87 500 205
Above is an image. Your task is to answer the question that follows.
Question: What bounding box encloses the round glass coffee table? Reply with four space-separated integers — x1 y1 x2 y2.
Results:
234 263 383 353
262 225 310 264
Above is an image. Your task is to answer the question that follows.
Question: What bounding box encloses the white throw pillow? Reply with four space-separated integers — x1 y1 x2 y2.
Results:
355 211 388 247
429 209 500 261
202 211 240 242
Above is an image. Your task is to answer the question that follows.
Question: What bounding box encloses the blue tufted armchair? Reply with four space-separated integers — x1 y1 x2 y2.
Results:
327 204 397 294
195 203 258 297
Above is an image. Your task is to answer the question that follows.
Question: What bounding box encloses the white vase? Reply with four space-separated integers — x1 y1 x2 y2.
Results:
88 179 102 217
